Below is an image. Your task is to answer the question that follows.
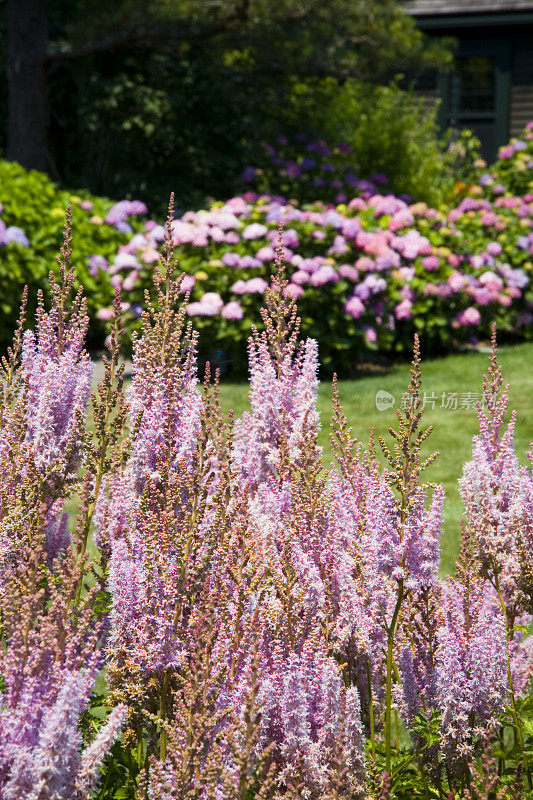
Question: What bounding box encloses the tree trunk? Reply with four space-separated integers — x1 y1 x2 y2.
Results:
6 0 50 172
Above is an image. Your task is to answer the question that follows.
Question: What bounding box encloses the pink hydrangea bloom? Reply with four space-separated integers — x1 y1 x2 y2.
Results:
486 241 502 257
283 283 304 300
338 264 359 281
395 299 413 320
246 277 269 294
456 307 481 326
422 255 439 271
186 301 218 317
498 144 514 158
355 256 375 272
97 307 115 322
363 326 377 343
448 271 468 292
180 274 196 293
255 246 276 262
141 248 160 264
479 271 503 292
221 301 244 320
388 208 414 231
310 266 339 286
231 280 248 295
344 296 365 319
242 223 268 239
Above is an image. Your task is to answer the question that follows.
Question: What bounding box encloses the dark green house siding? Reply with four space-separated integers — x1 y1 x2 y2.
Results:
406 1 533 160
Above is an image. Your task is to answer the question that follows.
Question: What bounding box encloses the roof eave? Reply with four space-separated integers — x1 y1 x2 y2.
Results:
412 9 533 27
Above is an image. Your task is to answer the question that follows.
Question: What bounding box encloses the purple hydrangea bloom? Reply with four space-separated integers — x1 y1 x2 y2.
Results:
88 255 108 276
354 274 387 301
241 166 258 182
344 296 365 319
222 252 242 268
310 265 339 286
5 226 29 248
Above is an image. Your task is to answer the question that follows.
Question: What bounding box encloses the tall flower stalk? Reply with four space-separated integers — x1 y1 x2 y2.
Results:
460 326 533 787
378 335 440 774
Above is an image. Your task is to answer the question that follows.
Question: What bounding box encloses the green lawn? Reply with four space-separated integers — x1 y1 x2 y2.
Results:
219 342 533 575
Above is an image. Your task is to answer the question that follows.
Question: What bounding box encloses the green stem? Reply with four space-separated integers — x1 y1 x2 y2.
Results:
97 768 111 800
137 733 144 768
385 579 404 774
493 572 532 789
366 660 376 759
394 706 401 756
75 348 120 604
159 670 170 762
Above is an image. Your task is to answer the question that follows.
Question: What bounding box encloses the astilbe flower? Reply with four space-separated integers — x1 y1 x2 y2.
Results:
257 642 366 799
242 433 372 790
143 505 277 797
226 251 369 796
434 537 507 778
148 647 279 800
22 212 92 495
242 462 366 795
0 216 126 799
233 236 319 486
463 751 524 800
127 259 202 495
103 203 272 793
398 586 442 731
460 327 533 610
458 332 533 787
327 340 443 752
0 502 125 799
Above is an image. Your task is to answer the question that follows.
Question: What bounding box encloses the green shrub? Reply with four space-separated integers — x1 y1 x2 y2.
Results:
0 160 144 347
275 78 454 206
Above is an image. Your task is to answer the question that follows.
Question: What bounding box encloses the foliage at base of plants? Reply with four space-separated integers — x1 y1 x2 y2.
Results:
0 211 532 799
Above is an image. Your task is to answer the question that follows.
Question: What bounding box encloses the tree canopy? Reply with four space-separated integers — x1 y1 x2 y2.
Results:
1 0 453 207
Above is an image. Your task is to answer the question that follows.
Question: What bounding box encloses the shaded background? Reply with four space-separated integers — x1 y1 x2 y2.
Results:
0 0 454 212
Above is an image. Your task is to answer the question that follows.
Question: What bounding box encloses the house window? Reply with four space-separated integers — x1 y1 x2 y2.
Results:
452 56 496 113
439 43 510 161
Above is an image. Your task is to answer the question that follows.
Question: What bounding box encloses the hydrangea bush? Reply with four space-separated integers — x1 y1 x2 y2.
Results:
0 210 532 799
91 124 533 374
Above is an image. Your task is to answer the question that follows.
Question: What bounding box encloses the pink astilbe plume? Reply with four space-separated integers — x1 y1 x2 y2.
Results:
0 212 125 799
460 326 533 610
257 642 366 798
22 210 92 494
434 536 507 778
128 207 202 494
327 340 443 745
0 505 125 799
103 201 268 792
234 231 319 486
